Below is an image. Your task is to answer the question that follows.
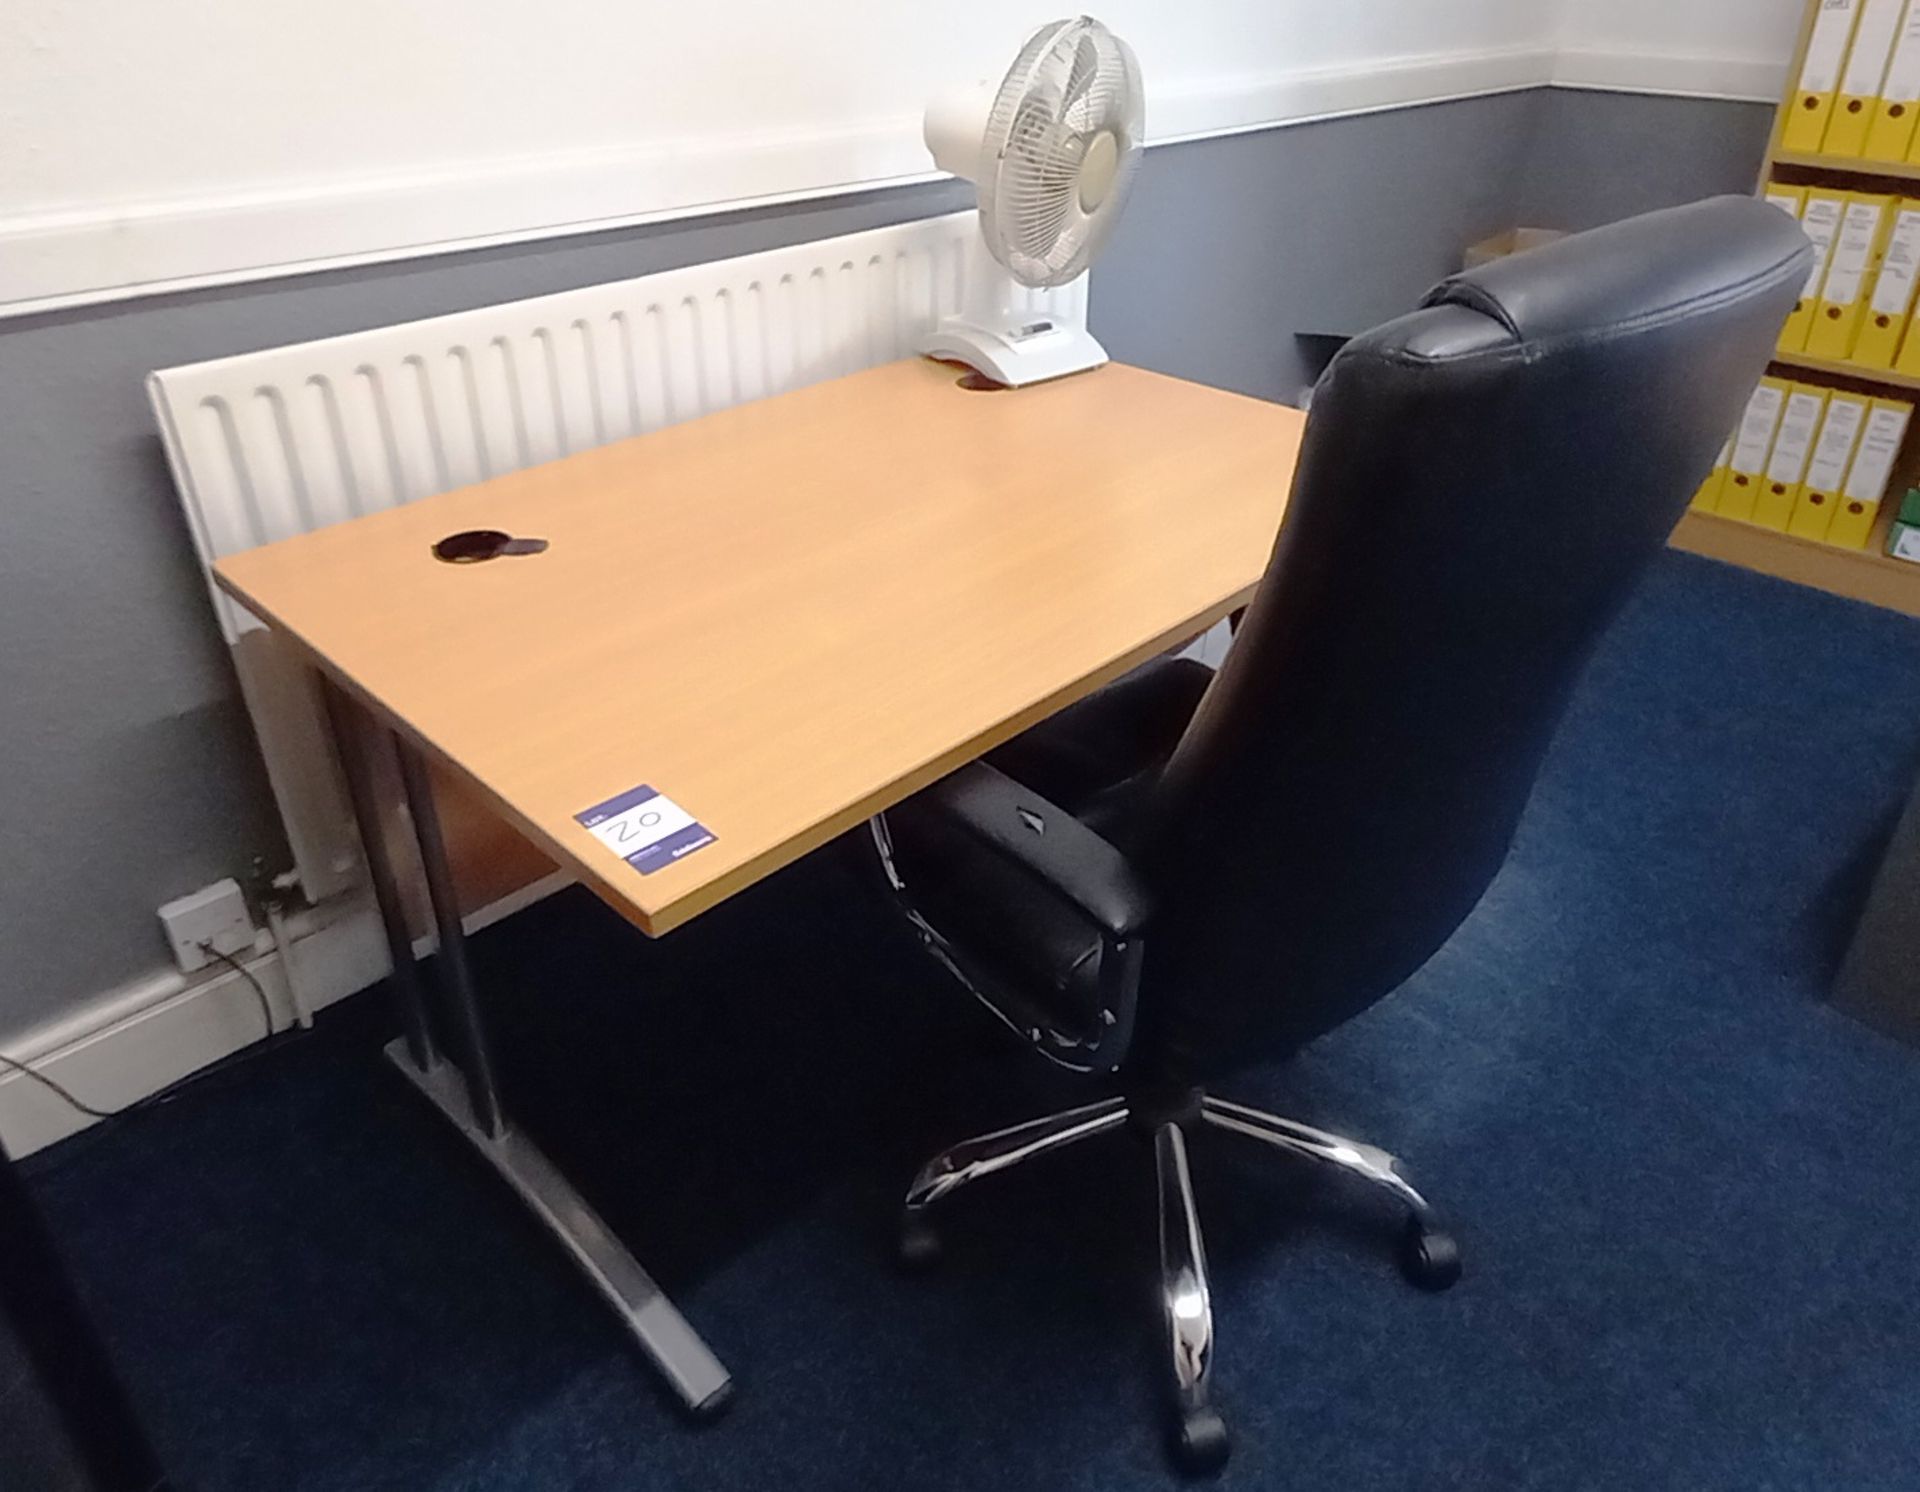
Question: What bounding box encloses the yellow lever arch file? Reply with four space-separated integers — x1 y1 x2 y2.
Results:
1784 191 1849 352
1787 0 1864 152
1691 438 1734 514
1756 385 1830 529
1894 271 1920 374
1765 185 1808 223
1720 380 1791 523
1868 3 1920 158
1789 393 1871 540
1854 199 1920 366
1829 396 1912 546
1807 193 1897 359
1828 0 1908 155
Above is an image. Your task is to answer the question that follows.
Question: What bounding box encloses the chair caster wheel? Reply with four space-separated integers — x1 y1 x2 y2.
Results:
897 1213 942 1272
1171 1405 1230 1474
1399 1217 1462 1292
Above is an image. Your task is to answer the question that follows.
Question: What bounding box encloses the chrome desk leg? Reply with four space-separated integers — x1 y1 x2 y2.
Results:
326 695 732 1415
384 1034 732 1415
393 740 504 1138
322 684 435 1071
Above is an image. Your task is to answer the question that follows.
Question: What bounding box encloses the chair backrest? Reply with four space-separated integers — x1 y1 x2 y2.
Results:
1138 196 1810 1079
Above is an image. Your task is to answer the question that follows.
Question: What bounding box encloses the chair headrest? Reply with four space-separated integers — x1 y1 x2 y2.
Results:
1420 196 1812 345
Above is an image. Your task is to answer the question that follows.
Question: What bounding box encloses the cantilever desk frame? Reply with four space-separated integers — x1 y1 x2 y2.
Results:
322 684 734 1411
214 358 1304 1411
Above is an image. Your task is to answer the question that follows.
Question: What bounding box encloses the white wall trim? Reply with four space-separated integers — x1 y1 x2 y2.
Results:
0 45 1562 322
1146 44 1552 145
0 21 1799 324
0 133 941 322
0 872 568 1157
0 899 385 1156
1550 47 1787 104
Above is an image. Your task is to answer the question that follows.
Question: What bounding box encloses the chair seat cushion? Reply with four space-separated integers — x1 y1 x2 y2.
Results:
987 655 1215 830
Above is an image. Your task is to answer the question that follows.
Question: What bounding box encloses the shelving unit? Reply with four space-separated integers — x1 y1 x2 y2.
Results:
1684 0 1920 617
1671 509 1920 616
1774 348 1920 394
1774 148 1920 185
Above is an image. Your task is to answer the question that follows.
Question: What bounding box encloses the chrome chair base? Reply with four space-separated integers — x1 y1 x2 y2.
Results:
899 1091 1460 1472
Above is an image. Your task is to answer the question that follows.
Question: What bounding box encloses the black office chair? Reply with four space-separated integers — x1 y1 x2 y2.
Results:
871 197 1810 1471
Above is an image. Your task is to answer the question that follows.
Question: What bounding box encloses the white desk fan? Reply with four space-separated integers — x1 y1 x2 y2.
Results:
921 16 1144 386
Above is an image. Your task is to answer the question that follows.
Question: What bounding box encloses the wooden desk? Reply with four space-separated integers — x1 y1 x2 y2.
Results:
215 357 1303 1411
218 359 1300 935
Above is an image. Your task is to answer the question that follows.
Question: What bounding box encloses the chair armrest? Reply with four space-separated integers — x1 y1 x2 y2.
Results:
917 761 1154 940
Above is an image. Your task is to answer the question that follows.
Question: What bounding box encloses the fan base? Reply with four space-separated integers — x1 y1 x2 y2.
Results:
919 319 1109 388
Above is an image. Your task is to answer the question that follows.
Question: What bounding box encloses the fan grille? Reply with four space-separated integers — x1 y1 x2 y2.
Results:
977 17 1145 289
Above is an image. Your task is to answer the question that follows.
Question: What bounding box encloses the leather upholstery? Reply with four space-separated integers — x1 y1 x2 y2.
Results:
887 658 1209 1046
1422 203 1806 343
910 761 1154 940
887 196 1811 1086
884 789 1112 1043
987 655 1214 835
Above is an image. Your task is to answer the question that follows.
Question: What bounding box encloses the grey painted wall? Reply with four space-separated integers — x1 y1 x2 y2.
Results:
1518 89 1774 232
0 86 1764 1035
1097 91 1538 403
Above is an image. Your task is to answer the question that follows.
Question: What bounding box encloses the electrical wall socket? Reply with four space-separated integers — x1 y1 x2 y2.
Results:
158 878 256 974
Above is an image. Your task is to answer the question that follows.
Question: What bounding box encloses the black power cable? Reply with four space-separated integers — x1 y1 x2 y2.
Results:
197 942 278 1036
0 941 285 1127
0 1051 115 1121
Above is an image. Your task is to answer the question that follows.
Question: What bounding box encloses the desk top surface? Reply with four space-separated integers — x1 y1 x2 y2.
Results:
216 358 1304 936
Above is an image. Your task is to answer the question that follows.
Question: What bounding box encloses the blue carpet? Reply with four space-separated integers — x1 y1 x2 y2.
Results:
27 550 1920 1490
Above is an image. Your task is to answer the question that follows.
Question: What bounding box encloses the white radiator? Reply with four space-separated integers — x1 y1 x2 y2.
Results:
149 211 1089 904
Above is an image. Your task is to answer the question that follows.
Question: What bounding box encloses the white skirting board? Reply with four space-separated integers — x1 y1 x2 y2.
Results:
0 906 382 1157
0 873 568 1158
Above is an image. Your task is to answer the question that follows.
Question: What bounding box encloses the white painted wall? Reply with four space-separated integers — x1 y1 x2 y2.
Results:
0 0 1803 316
0 1 1560 216
0 1 1562 314
1553 0 1806 99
